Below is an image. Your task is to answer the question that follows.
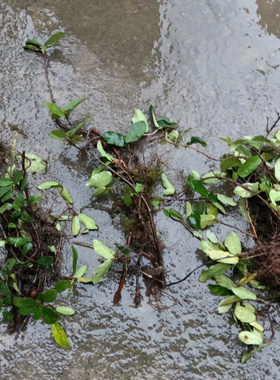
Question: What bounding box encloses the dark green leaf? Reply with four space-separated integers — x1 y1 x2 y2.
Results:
13 170 24 185
40 289 58 303
72 246 78 275
20 176 28 191
2 310 13 322
0 186 12 198
238 156 262 178
20 210 33 222
13 192 24 210
22 242 32 254
27 195 42 205
157 116 177 129
6 237 29 247
208 284 234 296
42 306 59 324
220 157 242 172
24 39 42 48
187 205 201 229
0 283 11 305
49 130 67 140
169 208 184 222
1 258 17 276
149 103 160 128
187 136 207 147
36 256 54 271
13 297 39 315
23 44 41 52
187 175 208 197
44 32 64 47
33 307 43 320
55 280 70 293
125 121 147 143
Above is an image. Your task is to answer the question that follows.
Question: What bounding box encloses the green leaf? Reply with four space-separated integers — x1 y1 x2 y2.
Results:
220 295 241 306
187 136 207 147
224 232 241 255
157 116 177 128
92 260 112 284
0 203 13 214
208 284 233 296
161 173 176 195
187 205 201 230
217 194 237 206
101 132 127 147
59 187 73 204
24 39 42 48
33 307 43 320
135 183 144 193
44 32 64 47
96 140 114 162
169 209 184 222
238 156 262 178
13 297 39 315
132 109 149 132
0 240 5 247
40 289 58 303
49 130 67 140
72 246 78 275
125 121 147 143
220 157 242 171
6 237 29 247
238 331 262 346
86 171 113 188
27 195 42 204
74 264 88 278
72 216 80 236
149 103 160 128
2 258 17 276
52 322 71 349
215 274 236 289
274 158 280 182
63 98 88 114
13 170 24 185
37 181 60 190
56 306 75 316
0 178 13 187
45 103 65 118
186 201 192 218
167 130 179 142
93 240 115 260
20 210 33 222
92 187 107 196
187 176 208 197
124 193 132 206
199 263 231 282
241 344 268 363
55 281 70 293
218 303 233 314
36 256 54 271
233 182 259 198
22 153 46 173
42 306 59 324
78 214 98 230
22 242 32 254
201 241 239 264
24 44 42 52
2 310 13 322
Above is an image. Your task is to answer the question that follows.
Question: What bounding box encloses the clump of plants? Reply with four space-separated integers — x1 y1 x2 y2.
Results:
0 29 278 361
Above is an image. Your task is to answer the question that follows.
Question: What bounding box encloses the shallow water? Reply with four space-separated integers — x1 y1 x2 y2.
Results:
1 1 280 379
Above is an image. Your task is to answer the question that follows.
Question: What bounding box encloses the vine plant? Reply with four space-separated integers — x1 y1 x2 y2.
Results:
0 30 278 362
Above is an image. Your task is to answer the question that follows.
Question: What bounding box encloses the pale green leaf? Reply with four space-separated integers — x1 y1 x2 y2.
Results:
250 321 264 332
241 344 268 363
192 231 203 239
233 182 259 198
234 305 256 323
37 180 60 190
220 295 241 306
96 141 114 162
56 306 75 316
72 216 80 236
92 260 112 284
86 171 112 188
217 194 237 206
76 277 92 283
161 173 176 195
224 232 241 255
74 264 88 278
125 121 147 143
186 201 192 218
231 287 257 300
59 187 73 204
206 230 219 244
275 158 280 182
200 214 216 228
199 263 231 282
218 303 233 314
78 214 98 230
93 240 115 260
238 331 263 345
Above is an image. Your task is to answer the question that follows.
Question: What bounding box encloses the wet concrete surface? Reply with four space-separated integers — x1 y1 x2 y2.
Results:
1 0 280 379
